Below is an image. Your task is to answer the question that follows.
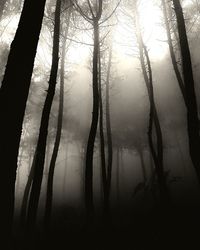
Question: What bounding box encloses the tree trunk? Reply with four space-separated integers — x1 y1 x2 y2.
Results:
134 2 169 204
0 0 46 237
44 9 71 229
98 47 107 215
26 0 61 231
20 151 36 228
172 0 200 183
161 0 186 105
20 139 49 228
144 44 169 202
105 47 113 216
85 20 100 223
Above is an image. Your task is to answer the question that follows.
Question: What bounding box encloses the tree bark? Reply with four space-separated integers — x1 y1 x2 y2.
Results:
161 0 186 105
172 0 200 183
134 2 169 204
20 151 36 228
85 20 100 223
26 0 61 230
105 47 113 216
98 47 107 215
144 45 169 203
0 0 46 237
44 9 71 229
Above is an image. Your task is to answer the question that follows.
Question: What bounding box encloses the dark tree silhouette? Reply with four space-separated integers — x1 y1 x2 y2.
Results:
71 0 103 223
0 0 46 237
85 13 100 223
98 48 107 216
172 0 200 183
44 7 72 229
84 3 102 223
105 46 113 216
20 152 36 228
134 1 169 204
26 0 61 230
161 0 186 105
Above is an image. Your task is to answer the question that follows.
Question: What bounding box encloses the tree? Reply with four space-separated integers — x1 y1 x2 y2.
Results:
105 46 113 217
172 0 200 183
98 47 107 217
26 0 62 230
44 6 72 229
133 0 169 204
71 0 103 223
20 151 36 228
0 0 46 237
161 0 186 105
84 1 102 223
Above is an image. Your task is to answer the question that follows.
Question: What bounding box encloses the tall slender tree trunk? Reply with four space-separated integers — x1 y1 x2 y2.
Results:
144 45 169 202
98 47 107 215
44 9 71 228
134 2 169 204
26 0 61 230
20 151 36 228
20 139 49 228
0 0 46 237
85 20 100 223
161 0 186 105
105 47 113 216
172 0 200 183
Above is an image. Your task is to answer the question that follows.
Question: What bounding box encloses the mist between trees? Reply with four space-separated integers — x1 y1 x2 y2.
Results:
1 0 200 249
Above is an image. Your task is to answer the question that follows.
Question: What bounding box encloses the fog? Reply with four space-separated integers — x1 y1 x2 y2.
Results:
1 0 200 249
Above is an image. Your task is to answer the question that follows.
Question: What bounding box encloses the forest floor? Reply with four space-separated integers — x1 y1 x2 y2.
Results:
11 201 200 250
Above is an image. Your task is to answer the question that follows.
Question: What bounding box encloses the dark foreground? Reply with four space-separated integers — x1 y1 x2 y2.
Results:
10 200 200 250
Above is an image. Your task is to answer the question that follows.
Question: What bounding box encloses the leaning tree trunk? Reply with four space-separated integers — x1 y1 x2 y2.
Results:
143 45 169 203
85 20 100 223
44 9 71 229
172 0 200 183
105 47 113 216
20 151 36 228
0 0 46 238
161 0 186 105
26 0 61 231
134 2 169 204
20 138 50 228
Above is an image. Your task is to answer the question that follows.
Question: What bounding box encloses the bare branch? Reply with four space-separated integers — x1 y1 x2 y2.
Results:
70 0 93 23
87 0 95 19
100 0 122 25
